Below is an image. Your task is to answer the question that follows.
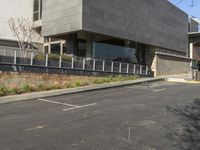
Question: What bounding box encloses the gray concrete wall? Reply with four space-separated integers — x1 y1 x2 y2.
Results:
155 54 190 76
82 0 188 53
190 18 199 32
42 0 82 36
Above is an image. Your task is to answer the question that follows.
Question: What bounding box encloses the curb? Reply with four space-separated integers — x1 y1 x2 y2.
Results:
0 77 165 105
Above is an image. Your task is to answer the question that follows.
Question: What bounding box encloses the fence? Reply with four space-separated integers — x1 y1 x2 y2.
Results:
0 50 149 76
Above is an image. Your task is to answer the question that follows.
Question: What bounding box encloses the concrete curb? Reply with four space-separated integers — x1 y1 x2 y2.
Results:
0 77 165 105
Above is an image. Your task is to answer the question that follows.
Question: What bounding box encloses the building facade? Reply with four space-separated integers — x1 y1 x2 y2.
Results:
187 17 200 71
0 0 42 51
0 0 198 76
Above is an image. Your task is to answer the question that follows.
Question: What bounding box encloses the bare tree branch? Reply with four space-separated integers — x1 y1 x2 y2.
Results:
7 17 41 58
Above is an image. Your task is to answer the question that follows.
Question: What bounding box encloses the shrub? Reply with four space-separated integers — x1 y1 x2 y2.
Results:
75 81 82 87
11 87 21 95
93 79 107 84
48 54 60 61
65 83 74 88
34 53 45 61
37 84 47 91
21 85 34 93
62 55 72 62
81 81 90 86
50 84 62 90
106 76 113 83
0 86 9 96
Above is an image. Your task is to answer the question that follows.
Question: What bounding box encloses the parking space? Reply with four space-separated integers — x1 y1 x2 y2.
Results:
0 81 200 150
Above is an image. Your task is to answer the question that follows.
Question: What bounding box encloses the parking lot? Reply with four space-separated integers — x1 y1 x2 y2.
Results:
0 81 200 150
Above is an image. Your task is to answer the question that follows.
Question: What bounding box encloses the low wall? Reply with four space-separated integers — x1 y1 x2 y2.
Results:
195 71 200 81
156 54 191 76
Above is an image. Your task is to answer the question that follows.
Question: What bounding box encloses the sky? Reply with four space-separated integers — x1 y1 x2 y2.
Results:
169 0 200 20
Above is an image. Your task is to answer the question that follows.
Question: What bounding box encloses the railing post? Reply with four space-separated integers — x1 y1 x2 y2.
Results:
45 54 48 67
93 59 96 71
140 65 142 75
119 63 122 73
83 58 86 70
102 60 105 71
59 55 62 68
127 64 129 74
133 65 136 74
3 50 6 56
71 57 74 69
111 61 114 72
30 52 34 66
14 51 17 64
146 66 148 75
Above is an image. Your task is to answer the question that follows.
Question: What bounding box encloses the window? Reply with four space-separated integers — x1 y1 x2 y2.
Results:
33 0 42 21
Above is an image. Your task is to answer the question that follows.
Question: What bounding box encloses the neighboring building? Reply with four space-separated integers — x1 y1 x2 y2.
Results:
0 0 198 76
188 18 200 70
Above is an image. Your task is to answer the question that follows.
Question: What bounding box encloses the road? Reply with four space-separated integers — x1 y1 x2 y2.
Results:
0 82 200 150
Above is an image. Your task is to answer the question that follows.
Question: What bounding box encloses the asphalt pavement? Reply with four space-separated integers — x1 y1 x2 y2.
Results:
0 81 200 150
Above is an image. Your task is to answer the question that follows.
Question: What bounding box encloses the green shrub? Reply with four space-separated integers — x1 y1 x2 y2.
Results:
93 79 107 84
106 76 113 83
11 87 21 95
75 81 82 87
62 55 72 62
34 53 45 61
21 85 34 93
48 54 60 61
0 86 9 96
37 84 47 91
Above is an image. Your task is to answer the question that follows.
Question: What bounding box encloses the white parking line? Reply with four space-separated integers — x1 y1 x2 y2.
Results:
153 89 166 92
63 103 96 111
37 98 97 112
37 98 78 107
149 85 160 88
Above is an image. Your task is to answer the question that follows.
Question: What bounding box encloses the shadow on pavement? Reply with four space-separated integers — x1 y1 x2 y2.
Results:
166 99 200 150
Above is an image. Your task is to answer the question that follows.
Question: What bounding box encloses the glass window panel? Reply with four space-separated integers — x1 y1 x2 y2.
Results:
51 43 61 54
94 42 138 63
34 0 39 12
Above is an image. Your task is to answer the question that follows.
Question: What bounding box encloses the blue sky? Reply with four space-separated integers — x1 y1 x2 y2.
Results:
169 0 200 19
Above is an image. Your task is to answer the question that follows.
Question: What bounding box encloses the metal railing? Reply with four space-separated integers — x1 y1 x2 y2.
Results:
0 50 149 76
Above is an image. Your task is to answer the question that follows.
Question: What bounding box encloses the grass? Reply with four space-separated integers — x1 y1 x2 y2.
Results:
0 75 139 97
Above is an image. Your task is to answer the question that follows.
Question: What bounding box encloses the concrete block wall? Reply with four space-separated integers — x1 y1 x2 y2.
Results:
155 54 190 76
43 0 189 54
82 0 188 53
42 0 83 36
190 18 199 32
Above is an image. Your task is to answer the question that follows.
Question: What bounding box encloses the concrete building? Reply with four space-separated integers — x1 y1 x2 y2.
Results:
187 17 200 71
0 0 199 76
0 0 42 51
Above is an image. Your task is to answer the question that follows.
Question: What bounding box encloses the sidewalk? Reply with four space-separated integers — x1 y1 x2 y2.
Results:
165 73 200 83
0 77 165 104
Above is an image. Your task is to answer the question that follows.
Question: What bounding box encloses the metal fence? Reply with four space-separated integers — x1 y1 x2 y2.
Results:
0 50 149 76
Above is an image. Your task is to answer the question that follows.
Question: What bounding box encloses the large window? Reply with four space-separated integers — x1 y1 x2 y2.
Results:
94 42 138 63
33 0 42 21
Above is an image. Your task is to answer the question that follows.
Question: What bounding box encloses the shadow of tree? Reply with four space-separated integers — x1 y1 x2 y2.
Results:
166 99 200 150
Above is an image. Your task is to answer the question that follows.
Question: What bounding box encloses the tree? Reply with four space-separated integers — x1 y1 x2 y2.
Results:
8 17 41 57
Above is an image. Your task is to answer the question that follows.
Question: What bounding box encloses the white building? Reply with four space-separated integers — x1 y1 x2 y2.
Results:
0 0 42 50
